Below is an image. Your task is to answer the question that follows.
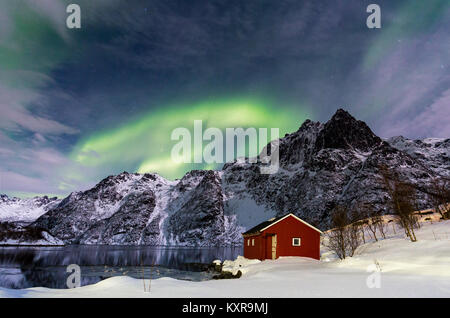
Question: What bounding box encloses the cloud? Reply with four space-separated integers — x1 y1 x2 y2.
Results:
358 17 450 138
0 170 53 196
0 1 79 136
0 132 95 196
0 83 79 135
24 0 70 41
386 89 450 138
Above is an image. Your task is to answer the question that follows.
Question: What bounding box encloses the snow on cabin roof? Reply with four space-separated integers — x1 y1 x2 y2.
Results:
242 213 323 236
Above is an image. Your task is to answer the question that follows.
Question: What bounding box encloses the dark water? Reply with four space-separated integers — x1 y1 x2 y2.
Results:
0 246 242 289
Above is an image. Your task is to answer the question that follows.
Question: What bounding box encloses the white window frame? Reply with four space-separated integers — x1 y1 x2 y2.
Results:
252 239 255 246
292 237 301 246
247 239 250 246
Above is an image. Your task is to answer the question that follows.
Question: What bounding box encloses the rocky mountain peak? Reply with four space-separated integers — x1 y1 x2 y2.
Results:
277 109 381 167
314 108 382 152
278 118 322 167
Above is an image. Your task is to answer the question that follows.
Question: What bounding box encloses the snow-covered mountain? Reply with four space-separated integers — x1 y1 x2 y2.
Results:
1 109 449 246
0 195 60 223
387 136 449 176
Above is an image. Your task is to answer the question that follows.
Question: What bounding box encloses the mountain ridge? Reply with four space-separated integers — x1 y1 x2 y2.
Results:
1 109 449 246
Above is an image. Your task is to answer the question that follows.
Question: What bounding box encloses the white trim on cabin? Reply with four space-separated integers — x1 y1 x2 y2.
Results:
259 213 323 234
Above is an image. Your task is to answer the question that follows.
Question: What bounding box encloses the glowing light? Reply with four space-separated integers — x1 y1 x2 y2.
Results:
71 97 309 179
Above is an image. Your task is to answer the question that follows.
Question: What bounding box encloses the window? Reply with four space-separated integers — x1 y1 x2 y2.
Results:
252 239 255 246
247 239 250 246
292 237 301 246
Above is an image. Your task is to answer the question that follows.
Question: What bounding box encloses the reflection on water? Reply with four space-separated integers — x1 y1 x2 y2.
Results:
0 245 242 289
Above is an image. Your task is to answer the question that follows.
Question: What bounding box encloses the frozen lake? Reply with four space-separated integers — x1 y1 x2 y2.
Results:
0 245 242 289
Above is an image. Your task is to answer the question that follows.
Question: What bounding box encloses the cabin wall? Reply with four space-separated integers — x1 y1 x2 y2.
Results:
243 234 263 259
262 216 320 260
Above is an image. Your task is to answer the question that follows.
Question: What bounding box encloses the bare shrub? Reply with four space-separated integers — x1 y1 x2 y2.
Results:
429 178 450 220
376 217 387 239
379 165 418 242
356 203 379 241
325 205 362 259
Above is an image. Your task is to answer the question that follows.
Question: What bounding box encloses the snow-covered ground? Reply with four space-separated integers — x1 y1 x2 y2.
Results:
1 219 449 298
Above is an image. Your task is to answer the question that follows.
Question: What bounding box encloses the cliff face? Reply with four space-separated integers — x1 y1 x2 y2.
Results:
2 109 448 246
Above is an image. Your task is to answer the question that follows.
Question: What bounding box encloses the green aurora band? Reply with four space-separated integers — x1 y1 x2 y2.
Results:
70 98 309 181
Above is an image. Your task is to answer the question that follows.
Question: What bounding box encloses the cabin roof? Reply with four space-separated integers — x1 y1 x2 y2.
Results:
242 214 287 235
242 213 323 236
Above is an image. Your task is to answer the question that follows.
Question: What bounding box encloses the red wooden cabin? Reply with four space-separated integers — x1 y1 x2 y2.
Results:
242 213 322 260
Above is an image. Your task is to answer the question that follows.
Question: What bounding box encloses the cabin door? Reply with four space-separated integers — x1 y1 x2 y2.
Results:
271 234 277 259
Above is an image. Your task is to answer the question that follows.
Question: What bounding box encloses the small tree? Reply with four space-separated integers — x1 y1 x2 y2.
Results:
325 206 348 260
357 203 379 241
429 178 450 220
379 165 418 242
325 205 362 259
356 219 367 243
376 216 387 239
369 207 387 239
348 221 362 257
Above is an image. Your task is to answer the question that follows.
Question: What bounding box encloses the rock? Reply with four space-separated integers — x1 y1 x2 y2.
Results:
167 170 225 246
212 260 223 272
212 270 242 280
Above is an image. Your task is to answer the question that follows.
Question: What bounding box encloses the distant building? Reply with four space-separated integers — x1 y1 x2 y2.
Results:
242 213 322 260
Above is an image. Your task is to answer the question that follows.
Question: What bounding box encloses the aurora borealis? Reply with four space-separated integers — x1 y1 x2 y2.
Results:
72 97 306 181
0 0 449 197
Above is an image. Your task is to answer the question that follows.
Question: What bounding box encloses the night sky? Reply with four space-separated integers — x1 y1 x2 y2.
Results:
0 0 449 197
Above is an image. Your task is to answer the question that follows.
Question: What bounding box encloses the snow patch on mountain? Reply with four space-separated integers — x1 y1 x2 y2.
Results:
387 136 450 176
0 195 60 223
